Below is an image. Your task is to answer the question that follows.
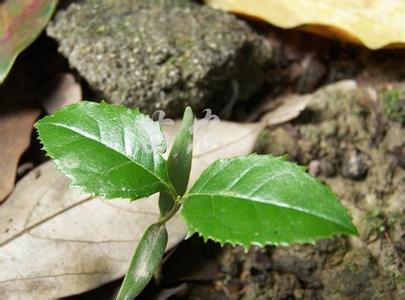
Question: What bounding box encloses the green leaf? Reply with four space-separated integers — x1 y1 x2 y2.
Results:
35 101 173 200
116 223 168 300
181 154 357 248
0 0 58 83
166 106 194 195
159 107 194 215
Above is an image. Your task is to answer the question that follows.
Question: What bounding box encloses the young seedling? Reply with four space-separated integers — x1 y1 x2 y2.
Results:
35 102 357 299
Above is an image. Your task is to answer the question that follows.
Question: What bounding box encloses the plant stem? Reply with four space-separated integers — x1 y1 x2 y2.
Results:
157 197 181 225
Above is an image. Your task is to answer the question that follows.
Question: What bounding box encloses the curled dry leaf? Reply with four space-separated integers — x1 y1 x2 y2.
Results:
0 106 40 203
0 119 264 298
0 0 58 83
257 80 358 126
261 94 312 126
206 0 405 49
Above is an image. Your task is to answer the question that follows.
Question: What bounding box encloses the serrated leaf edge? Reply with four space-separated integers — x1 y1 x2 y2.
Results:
184 154 357 234
183 192 356 235
35 101 173 200
181 154 358 250
183 223 356 252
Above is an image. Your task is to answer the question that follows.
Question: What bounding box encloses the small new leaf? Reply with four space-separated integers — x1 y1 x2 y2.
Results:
159 107 194 215
35 101 172 200
181 154 357 248
166 106 194 195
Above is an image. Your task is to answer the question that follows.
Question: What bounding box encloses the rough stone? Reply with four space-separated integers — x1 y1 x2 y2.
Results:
47 0 271 116
342 149 368 180
309 158 336 177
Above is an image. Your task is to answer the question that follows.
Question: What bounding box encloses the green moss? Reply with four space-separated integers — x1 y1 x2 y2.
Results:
381 89 405 123
254 128 298 159
362 209 399 242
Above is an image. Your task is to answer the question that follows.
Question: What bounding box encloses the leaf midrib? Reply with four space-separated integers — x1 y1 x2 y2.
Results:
43 121 170 190
184 192 353 232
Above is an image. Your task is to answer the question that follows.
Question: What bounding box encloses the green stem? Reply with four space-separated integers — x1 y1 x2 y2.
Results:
157 197 181 225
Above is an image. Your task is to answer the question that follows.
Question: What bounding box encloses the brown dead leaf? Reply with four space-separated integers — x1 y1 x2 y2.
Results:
40 73 82 114
0 119 264 298
254 80 358 126
0 106 40 203
263 94 312 126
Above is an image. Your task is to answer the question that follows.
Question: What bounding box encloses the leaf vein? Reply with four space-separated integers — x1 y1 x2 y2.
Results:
43 122 169 191
186 193 349 230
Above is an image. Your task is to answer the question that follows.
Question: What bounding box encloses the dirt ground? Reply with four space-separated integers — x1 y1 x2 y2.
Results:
140 34 405 300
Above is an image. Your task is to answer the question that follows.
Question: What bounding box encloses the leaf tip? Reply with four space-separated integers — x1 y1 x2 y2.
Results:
345 222 359 237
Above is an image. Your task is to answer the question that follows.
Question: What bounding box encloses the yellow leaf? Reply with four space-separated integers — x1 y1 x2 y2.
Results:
206 0 405 49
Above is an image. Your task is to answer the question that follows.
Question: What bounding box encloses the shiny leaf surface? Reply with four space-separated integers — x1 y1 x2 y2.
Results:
117 223 168 300
182 154 357 248
35 101 172 200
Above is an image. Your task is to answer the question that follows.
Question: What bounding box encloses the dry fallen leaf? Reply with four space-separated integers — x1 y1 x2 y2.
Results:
248 80 357 125
247 93 312 125
0 119 264 298
0 106 40 203
40 73 82 114
263 94 312 126
206 0 405 49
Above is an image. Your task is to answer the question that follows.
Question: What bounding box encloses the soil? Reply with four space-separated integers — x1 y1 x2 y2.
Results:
136 79 403 299
252 80 405 299
140 54 405 299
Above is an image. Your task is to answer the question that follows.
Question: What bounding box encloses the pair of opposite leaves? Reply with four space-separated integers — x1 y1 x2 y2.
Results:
1 100 356 298
35 101 356 247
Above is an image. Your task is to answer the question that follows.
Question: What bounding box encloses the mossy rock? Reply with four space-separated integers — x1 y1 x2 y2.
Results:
47 0 271 116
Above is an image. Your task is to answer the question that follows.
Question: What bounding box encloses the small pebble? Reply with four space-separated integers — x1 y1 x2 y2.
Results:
309 159 336 177
342 150 368 180
393 145 405 169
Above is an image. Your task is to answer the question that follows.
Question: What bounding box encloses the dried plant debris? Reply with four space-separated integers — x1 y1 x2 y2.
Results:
0 106 40 203
206 0 405 49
